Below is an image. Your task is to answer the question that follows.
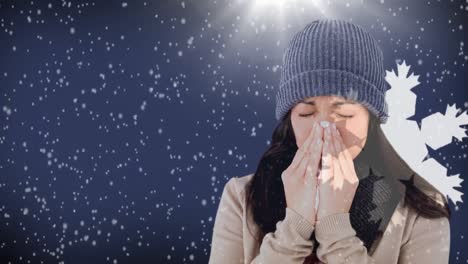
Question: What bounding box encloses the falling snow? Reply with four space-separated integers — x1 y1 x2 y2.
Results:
0 0 466 263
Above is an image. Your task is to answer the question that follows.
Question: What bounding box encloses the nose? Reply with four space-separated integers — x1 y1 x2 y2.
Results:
318 120 330 128
314 115 334 127
313 116 335 140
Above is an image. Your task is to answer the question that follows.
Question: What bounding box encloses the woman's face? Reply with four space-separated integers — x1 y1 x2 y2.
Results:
290 95 370 160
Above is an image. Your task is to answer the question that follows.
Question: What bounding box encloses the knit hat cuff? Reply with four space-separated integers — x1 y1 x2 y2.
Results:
275 69 389 123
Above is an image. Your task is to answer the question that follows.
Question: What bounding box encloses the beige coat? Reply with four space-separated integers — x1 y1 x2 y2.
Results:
208 173 450 264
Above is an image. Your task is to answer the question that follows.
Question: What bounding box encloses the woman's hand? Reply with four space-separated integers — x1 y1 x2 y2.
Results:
281 119 323 225
316 122 359 222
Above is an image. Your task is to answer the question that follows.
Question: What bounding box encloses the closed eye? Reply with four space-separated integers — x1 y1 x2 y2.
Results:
299 112 354 118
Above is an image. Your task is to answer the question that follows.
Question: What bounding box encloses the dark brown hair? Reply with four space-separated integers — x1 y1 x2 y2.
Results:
245 107 451 254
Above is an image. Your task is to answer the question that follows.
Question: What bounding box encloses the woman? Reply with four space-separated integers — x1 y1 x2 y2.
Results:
209 19 450 264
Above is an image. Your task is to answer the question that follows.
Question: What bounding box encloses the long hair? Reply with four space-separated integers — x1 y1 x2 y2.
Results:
245 107 451 254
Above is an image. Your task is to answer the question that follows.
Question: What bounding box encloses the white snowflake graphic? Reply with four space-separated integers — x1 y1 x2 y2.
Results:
381 61 466 206
386 202 406 234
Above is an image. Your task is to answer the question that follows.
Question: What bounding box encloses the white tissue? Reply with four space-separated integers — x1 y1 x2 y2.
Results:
319 121 330 128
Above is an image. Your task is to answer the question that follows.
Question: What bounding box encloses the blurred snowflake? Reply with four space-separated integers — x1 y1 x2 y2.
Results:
382 61 466 206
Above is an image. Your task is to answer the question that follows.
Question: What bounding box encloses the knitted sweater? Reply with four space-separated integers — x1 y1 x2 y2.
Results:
208 173 450 264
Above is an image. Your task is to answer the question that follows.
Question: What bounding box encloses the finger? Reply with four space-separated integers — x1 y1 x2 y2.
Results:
305 125 323 183
304 154 317 186
333 125 359 185
293 150 312 183
320 125 333 184
330 123 345 190
290 119 318 169
331 124 349 173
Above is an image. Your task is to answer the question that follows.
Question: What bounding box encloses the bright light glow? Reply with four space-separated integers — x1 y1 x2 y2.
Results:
248 0 329 22
211 0 379 55
253 0 289 7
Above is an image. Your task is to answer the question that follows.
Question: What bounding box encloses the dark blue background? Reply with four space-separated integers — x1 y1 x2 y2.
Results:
0 0 466 263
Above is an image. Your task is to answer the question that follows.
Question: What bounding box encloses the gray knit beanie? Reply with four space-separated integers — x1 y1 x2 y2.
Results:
275 19 390 124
